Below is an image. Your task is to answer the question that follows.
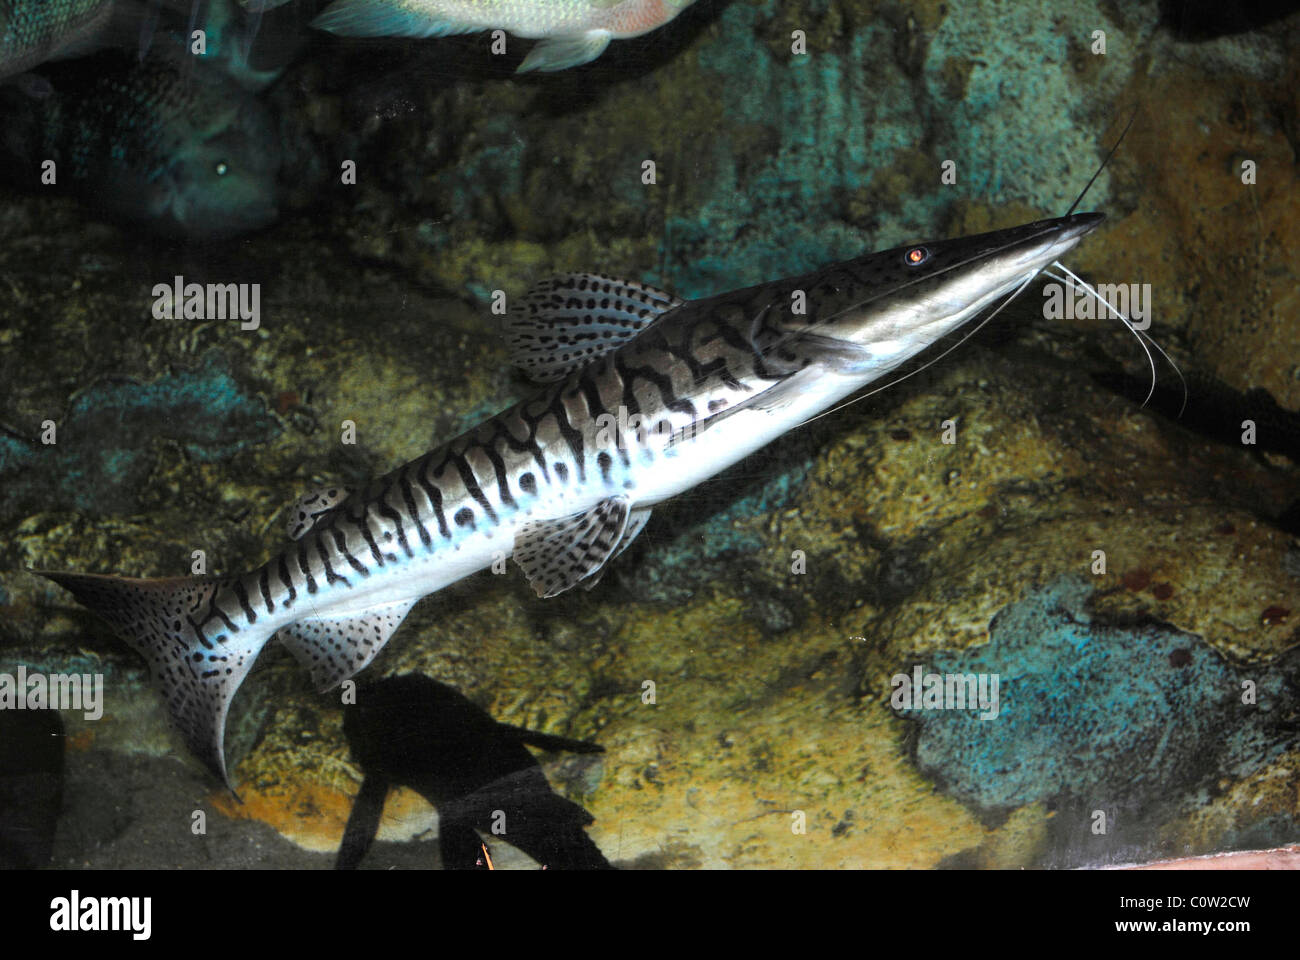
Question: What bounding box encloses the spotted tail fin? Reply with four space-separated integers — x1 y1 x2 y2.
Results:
39 571 271 791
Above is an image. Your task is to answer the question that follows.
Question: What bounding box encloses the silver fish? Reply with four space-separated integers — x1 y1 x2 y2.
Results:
41 212 1103 788
311 0 697 71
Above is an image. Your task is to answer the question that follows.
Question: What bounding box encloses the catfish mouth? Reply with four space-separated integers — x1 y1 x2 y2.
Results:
953 212 1106 277
917 212 1108 323
789 211 1111 430
865 212 1109 314
1006 212 1106 266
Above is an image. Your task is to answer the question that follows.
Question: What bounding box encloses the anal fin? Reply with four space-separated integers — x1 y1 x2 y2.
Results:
668 365 825 447
513 496 632 598
277 598 416 691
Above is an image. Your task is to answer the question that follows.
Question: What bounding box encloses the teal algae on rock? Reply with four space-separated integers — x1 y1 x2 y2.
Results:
0 354 277 518
378 0 1150 304
0 0 1298 868
902 576 1300 865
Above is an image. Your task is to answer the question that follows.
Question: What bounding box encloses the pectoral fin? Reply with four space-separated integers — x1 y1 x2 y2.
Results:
277 599 416 691
668 365 824 447
581 506 651 590
513 496 632 598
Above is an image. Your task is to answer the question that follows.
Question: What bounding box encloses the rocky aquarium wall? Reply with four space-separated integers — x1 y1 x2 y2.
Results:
0 0 1298 875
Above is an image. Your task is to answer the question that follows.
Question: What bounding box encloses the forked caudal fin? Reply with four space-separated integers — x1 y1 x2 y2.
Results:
40 567 420 790
39 571 270 791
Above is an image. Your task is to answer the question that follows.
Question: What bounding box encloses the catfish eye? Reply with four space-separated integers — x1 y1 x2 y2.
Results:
215 161 229 177
904 246 929 266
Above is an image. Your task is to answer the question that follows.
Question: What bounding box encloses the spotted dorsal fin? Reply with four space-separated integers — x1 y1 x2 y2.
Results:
513 496 632 598
507 274 683 383
286 486 351 540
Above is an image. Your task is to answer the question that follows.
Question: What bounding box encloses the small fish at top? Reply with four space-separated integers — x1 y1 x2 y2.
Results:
337 674 611 870
0 50 281 239
311 0 698 71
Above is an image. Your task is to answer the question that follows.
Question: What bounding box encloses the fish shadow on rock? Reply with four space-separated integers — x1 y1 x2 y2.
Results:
904 580 1300 868
336 674 612 869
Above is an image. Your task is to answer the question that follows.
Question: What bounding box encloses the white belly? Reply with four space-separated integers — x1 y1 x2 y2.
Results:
631 366 870 507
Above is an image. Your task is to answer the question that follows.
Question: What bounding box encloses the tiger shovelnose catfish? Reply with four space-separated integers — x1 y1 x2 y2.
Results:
40 212 1105 789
